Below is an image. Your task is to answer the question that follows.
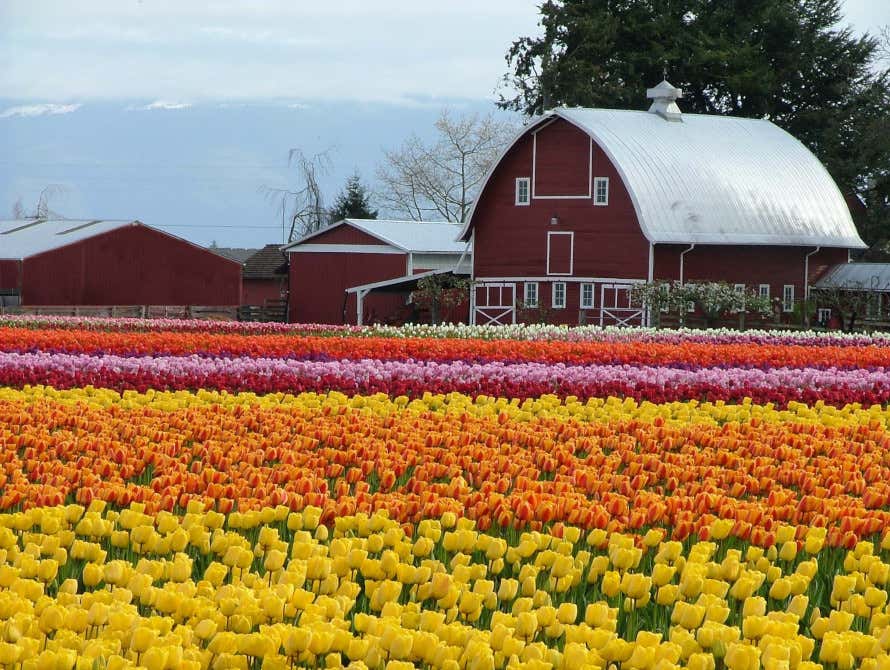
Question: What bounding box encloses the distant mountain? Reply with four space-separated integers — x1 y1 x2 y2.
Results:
0 98 504 247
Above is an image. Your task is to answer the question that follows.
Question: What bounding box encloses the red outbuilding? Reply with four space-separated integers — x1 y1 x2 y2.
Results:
285 219 470 324
0 219 242 306
460 81 866 326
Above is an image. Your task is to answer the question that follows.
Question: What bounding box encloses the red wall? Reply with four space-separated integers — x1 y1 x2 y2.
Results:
471 118 650 280
242 278 286 306
654 245 849 296
288 250 408 324
20 224 242 305
0 260 20 292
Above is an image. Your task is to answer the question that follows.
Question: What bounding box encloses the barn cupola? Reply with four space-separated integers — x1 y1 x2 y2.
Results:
646 80 683 121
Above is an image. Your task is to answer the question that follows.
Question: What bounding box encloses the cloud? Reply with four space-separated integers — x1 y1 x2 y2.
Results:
130 100 192 111
0 103 81 119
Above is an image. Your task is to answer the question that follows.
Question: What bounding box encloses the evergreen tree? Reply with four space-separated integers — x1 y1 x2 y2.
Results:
499 0 890 247
328 172 378 224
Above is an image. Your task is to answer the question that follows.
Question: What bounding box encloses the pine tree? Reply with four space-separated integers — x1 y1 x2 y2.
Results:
328 172 377 224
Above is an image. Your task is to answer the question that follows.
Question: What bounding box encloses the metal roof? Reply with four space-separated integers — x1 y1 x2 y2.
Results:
285 219 468 254
0 219 137 260
346 268 469 294
815 263 890 291
209 247 259 264
461 107 866 249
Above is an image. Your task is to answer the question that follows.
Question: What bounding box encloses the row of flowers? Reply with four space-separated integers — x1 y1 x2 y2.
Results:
2 387 888 548
4 328 889 370
0 503 887 670
2 350 889 407
4 315 890 347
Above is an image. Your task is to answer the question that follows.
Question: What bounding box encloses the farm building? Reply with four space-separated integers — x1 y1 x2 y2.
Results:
460 81 866 326
285 219 470 324
0 219 242 306
240 245 289 306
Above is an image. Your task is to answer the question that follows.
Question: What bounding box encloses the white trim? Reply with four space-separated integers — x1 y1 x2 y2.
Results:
476 276 646 284
546 231 574 276
580 282 595 309
523 281 539 307
758 283 771 298
782 284 794 312
515 178 530 206
289 244 403 254
532 131 593 200
407 253 414 275
593 177 609 206
551 281 566 309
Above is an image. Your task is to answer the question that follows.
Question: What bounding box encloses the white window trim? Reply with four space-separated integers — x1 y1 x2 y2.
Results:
546 231 574 276
593 177 610 206
580 282 595 309
817 308 832 323
515 177 530 206
524 282 539 308
782 285 795 313
759 284 770 299
552 282 567 309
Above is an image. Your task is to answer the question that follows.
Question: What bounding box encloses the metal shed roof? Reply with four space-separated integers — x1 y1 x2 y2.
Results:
815 264 890 291
461 107 866 249
285 219 468 254
0 219 137 260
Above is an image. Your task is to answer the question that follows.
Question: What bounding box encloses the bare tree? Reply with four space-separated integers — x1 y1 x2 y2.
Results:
376 109 517 222
263 149 333 242
11 185 67 219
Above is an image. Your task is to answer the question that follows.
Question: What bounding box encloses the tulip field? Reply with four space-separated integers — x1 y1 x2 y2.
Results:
0 317 889 670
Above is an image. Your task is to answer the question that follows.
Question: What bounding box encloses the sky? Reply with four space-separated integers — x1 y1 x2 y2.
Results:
0 0 887 247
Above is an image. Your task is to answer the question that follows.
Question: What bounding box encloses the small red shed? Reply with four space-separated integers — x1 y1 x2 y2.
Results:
460 81 867 326
0 219 242 306
285 218 470 324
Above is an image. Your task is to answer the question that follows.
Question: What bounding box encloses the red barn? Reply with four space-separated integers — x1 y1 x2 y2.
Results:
285 219 470 324
0 219 242 306
460 81 866 326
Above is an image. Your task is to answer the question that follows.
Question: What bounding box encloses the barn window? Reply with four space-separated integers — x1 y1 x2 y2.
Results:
593 177 609 206
552 282 566 309
524 282 539 308
580 283 594 309
782 285 794 312
817 308 832 324
759 284 770 299
515 178 530 206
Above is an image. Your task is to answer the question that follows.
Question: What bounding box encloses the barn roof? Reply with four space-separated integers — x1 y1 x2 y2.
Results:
0 219 136 260
285 219 467 254
209 247 258 264
461 105 866 250
815 263 890 291
243 244 288 279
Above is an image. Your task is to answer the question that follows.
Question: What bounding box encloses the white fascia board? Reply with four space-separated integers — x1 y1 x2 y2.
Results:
287 244 404 254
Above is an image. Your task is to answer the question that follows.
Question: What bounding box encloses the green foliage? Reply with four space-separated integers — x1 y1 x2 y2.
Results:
411 274 471 325
631 281 773 324
499 0 890 246
328 172 377 224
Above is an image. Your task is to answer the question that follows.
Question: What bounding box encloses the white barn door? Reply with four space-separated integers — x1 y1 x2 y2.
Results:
472 282 516 325
599 283 644 327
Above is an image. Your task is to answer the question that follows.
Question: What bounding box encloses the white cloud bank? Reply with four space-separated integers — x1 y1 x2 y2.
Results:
138 100 192 111
0 103 81 118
